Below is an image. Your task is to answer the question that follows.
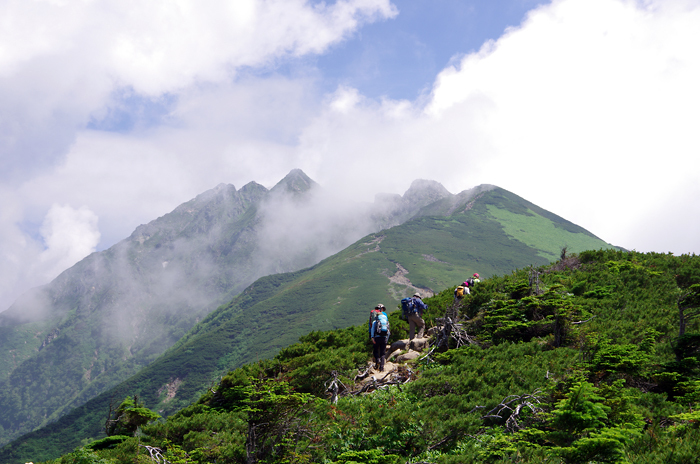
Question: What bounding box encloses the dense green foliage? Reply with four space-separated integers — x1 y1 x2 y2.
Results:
18 249 700 463
105 396 161 437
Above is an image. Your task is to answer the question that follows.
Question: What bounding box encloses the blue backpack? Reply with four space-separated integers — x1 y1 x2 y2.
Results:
401 297 416 317
373 312 389 336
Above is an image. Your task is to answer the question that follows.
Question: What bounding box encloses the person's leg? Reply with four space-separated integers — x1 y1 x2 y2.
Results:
416 316 425 339
408 315 417 340
378 337 387 371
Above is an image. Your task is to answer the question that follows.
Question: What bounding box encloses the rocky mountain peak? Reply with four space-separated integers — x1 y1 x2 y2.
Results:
270 169 318 196
402 179 451 208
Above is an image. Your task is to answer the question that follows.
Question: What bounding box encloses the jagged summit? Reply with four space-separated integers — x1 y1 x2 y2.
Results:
402 179 451 207
270 169 318 196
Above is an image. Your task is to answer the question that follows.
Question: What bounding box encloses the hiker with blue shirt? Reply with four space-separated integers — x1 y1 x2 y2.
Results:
408 292 427 340
370 304 390 371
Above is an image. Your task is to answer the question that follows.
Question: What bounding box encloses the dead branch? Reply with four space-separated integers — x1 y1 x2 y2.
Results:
419 345 437 363
529 266 542 296
140 445 169 464
479 389 544 432
572 316 596 325
325 370 347 404
435 307 478 352
345 365 415 397
354 366 372 381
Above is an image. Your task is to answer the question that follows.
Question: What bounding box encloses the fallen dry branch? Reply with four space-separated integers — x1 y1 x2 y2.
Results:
353 366 372 381
480 389 544 432
345 365 416 397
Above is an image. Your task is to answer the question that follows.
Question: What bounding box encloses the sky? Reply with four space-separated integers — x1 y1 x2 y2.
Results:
1 0 699 312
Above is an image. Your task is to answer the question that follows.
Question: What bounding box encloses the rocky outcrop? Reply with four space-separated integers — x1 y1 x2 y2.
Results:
387 337 431 360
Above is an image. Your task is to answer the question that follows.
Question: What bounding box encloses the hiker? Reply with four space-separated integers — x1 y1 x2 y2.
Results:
461 273 482 295
454 284 467 301
368 305 382 337
370 304 390 371
407 292 427 340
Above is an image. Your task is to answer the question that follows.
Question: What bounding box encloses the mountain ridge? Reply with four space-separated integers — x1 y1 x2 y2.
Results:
0 181 617 458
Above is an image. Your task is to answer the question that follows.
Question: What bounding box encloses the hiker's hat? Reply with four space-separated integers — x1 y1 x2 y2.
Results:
473 273 480 278
375 304 385 310
413 292 421 298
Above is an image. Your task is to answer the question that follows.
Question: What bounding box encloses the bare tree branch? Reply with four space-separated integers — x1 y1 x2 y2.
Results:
572 316 596 325
325 371 347 404
478 389 545 432
140 445 170 464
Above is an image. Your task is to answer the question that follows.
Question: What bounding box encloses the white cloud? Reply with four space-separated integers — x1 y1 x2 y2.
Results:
38 204 101 280
300 0 700 253
0 0 397 180
0 198 100 311
15 76 319 250
0 0 397 93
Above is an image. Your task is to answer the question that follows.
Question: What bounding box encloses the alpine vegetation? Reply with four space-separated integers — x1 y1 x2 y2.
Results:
10 249 700 464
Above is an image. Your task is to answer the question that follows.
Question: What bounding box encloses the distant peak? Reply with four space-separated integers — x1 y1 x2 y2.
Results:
193 183 236 203
403 179 451 205
270 169 318 195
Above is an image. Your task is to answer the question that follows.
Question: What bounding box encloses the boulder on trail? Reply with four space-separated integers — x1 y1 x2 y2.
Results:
396 349 421 362
409 337 430 352
387 336 431 360
387 339 409 358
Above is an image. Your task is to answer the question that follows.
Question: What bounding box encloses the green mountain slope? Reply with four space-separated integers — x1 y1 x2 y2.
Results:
0 169 343 447
0 187 616 462
9 249 700 464
9 250 700 464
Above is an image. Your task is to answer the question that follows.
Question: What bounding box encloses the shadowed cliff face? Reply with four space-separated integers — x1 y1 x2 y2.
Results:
0 169 485 447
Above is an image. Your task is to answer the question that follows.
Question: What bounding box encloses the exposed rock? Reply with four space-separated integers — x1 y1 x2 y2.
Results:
402 179 451 208
409 337 430 352
396 349 422 362
387 337 430 359
387 339 409 357
269 168 318 196
39 328 60 351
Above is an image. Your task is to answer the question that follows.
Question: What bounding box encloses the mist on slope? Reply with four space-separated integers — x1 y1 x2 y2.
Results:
1 174 472 342
0 172 495 448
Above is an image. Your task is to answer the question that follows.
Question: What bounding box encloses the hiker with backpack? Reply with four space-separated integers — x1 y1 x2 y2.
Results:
454 284 466 302
369 304 390 371
459 273 482 297
472 273 481 285
401 292 427 340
